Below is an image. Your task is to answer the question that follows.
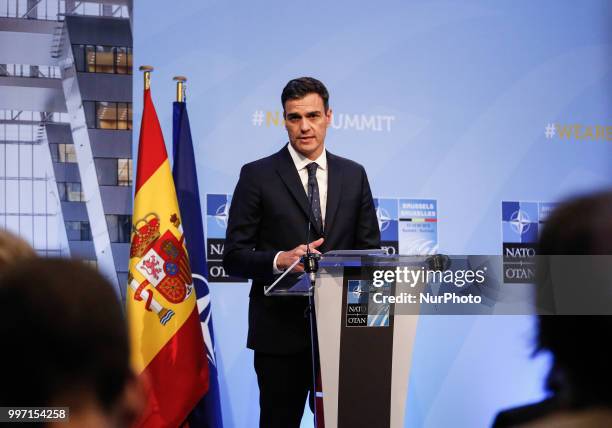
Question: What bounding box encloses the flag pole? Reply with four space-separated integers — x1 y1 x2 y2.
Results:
139 65 154 90
173 76 187 103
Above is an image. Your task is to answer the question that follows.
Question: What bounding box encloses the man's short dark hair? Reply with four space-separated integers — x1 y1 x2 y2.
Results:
281 77 330 111
0 258 131 410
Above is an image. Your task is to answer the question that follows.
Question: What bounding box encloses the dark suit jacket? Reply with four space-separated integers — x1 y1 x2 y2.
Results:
223 144 380 354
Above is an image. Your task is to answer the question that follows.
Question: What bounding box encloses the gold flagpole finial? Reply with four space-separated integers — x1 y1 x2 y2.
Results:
139 65 154 90
173 76 188 103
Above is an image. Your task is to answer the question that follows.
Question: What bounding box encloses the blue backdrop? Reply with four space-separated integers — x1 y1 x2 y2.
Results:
134 1 612 426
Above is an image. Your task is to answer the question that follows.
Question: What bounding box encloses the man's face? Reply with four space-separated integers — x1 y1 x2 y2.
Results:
284 93 332 160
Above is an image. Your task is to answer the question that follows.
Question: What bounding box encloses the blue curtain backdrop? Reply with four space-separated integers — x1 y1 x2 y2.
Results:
134 1 612 426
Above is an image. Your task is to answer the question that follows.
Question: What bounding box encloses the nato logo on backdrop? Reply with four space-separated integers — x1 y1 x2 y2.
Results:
374 198 438 256
206 194 248 283
502 201 556 283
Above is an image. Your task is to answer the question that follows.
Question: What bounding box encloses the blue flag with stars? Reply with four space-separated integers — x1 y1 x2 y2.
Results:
172 100 223 428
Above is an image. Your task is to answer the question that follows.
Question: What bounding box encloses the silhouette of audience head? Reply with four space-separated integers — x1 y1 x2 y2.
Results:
493 191 612 427
535 191 612 408
0 229 37 270
0 257 143 427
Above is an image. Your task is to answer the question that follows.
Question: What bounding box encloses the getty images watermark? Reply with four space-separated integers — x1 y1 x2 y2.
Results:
370 265 487 305
351 255 612 315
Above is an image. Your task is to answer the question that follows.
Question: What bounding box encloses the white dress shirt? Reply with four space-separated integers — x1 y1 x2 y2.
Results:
273 143 328 273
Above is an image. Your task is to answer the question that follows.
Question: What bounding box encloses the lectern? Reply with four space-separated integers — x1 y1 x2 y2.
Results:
266 251 427 428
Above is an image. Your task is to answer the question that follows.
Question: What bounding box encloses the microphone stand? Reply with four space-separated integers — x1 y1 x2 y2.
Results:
303 180 323 427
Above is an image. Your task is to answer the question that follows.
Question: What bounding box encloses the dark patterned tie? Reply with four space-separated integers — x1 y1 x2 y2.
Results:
306 162 323 233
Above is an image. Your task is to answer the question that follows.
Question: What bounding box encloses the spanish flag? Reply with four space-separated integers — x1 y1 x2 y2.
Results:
127 84 209 427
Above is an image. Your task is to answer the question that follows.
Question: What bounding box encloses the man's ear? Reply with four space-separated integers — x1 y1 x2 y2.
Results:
326 108 333 126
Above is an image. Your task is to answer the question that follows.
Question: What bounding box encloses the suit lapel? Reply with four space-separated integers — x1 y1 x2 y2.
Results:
275 145 323 236
323 151 343 238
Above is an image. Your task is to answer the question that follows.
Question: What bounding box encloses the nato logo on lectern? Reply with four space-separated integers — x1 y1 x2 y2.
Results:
502 201 556 283
346 280 390 328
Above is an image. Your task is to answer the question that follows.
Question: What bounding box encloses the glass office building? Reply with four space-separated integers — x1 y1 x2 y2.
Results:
0 0 133 297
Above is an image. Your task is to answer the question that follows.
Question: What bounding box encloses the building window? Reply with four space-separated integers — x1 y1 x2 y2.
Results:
118 158 133 186
106 214 131 243
49 143 59 162
123 103 133 130
73 44 86 72
96 46 114 73
115 47 132 74
58 182 85 202
86 45 96 72
58 144 77 163
84 101 96 128
87 101 132 130
96 101 114 129
95 158 133 186
65 221 92 241
73 45 133 74
82 259 98 269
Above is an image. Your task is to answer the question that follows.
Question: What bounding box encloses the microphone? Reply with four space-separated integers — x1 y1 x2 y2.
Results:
305 254 318 286
426 254 450 271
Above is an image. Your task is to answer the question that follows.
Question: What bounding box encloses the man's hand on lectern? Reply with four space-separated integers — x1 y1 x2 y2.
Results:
277 238 324 273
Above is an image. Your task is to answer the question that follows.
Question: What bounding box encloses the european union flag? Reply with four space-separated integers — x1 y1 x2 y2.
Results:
173 100 223 428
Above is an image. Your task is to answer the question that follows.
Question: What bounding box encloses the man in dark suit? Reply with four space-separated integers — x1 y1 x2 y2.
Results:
223 77 380 427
